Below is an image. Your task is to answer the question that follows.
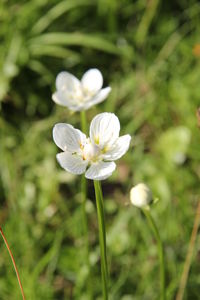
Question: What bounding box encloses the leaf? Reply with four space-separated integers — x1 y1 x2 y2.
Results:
29 32 134 59
32 0 94 34
29 44 80 60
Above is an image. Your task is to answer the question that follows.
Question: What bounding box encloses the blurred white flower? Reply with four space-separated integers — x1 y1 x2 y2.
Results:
52 68 111 111
53 112 131 180
130 183 152 208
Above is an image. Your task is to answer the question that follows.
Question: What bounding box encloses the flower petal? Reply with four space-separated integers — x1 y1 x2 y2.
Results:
85 161 116 180
82 87 111 110
55 71 81 92
52 91 77 108
52 94 85 111
90 112 120 149
53 123 86 152
56 152 88 175
81 69 103 95
103 135 131 161
53 72 83 110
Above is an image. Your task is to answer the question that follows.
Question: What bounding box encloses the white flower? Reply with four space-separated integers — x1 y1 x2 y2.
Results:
130 183 152 208
52 68 111 111
53 112 131 180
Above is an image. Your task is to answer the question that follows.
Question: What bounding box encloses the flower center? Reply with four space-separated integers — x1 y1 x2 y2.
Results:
82 86 96 101
81 140 101 162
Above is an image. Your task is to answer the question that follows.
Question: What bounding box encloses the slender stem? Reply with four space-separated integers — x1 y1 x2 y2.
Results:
81 110 87 134
94 180 108 300
143 209 166 300
176 201 200 300
0 227 26 300
80 110 92 298
81 174 91 275
81 175 89 252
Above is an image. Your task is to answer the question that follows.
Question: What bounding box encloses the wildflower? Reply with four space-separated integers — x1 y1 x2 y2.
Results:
52 68 111 111
53 112 131 180
130 183 152 208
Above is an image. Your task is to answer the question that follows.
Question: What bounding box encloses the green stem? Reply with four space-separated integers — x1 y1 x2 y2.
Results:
81 110 87 134
143 209 166 300
80 110 92 298
81 174 90 257
94 180 108 300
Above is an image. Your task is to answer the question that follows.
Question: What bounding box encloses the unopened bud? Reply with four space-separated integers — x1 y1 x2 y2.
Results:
130 183 152 208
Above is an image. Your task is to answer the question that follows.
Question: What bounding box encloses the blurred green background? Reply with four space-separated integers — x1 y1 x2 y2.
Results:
0 0 200 299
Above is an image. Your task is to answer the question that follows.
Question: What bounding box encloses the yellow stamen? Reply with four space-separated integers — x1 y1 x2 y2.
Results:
102 146 109 154
94 136 99 145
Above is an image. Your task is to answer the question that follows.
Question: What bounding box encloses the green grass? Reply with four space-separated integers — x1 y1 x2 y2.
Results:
1 0 200 299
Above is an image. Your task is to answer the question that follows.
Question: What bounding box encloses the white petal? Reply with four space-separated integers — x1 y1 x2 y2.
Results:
90 112 120 149
53 123 86 152
81 69 103 95
56 152 88 175
82 87 111 110
52 92 86 111
52 91 77 108
53 72 83 110
55 71 81 92
103 135 131 161
85 161 116 180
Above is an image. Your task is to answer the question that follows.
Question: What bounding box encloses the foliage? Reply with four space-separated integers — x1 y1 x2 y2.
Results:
0 0 200 299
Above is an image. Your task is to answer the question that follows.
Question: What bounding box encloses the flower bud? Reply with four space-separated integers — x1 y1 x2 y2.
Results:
130 183 152 208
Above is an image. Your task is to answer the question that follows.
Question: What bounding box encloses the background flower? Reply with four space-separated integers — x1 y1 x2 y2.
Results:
52 69 111 111
53 112 131 180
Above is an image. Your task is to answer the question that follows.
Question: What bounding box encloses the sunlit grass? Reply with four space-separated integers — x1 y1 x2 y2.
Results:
1 0 200 299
